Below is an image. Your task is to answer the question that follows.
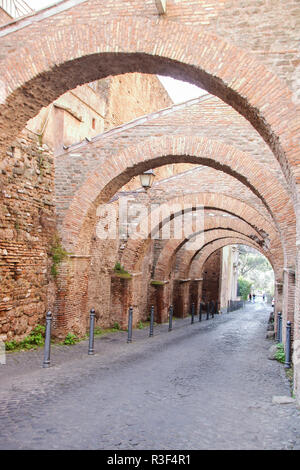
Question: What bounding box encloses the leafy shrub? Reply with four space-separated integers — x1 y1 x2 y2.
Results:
5 325 46 351
64 333 79 345
5 340 19 351
274 343 285 363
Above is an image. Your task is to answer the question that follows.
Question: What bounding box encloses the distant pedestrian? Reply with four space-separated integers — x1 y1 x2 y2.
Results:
253 293 256 302
249 293 252 302
262 294 265 302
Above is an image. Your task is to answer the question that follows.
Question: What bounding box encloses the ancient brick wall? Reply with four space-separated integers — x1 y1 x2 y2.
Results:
0 131 55 342
0 0 298 201
0 0 298 91
104 73 172 130
0 0 298 401
0 73 173 340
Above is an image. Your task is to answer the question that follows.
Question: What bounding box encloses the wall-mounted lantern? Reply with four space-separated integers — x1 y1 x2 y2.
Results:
139 169 156 190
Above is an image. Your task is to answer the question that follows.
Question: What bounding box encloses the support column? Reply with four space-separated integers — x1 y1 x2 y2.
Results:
150 280 170 323
189 279 203 314
54 255 91 338
110 273 132 330
173 279 190 318
282 268 296 346
294 244 300 403
274 280 283 338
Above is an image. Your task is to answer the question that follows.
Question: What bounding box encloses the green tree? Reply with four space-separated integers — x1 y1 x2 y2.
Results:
238 277 252 300
237 245 274 297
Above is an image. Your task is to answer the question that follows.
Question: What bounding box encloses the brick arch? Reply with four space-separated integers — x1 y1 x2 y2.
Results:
119 191 282 271
153 223 268 283
189 238 278 282
122 199 277 275
123 214 262 274
0 15 298 200
62 136 293 264
173 231 272 280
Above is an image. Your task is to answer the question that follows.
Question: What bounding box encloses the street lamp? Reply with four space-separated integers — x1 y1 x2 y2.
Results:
139 169 156 190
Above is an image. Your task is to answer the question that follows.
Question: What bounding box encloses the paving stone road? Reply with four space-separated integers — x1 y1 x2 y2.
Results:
0 302 299 450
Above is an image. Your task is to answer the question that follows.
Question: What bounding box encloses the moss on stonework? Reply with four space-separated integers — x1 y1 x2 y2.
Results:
113 262 132 279
50 234 69 278
150 280 165 286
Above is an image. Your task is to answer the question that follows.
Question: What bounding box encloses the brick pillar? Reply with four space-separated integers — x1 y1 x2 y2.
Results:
54 256 91 338
189 279 203 314
274 280 283 338
110 275 132 330
173 280 190 318
282 268 296 345
152 282 170 323
128 273 142 328
294 244 300 404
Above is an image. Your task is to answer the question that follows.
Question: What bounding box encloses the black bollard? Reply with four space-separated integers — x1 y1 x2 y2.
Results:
88 309 96 355
42 311 52 368
206 302 209 320
199 302 202 322
211 301 214 318
168 305 173 332
277 312 282 343
191 302 195 324
284 321 292 369
149 305 154 337
127 306 133 343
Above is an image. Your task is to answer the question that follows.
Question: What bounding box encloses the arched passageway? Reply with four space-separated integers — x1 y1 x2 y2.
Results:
0 0 299 402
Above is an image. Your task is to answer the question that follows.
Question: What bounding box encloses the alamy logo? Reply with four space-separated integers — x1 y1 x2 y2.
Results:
95 197 205 249
0 340 6 365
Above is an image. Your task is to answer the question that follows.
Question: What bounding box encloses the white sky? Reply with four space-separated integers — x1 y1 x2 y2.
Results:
26 0 55 8
25 1 206 103
157 76 206 104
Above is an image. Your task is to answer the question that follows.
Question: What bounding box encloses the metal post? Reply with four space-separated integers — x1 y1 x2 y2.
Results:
127 306 133 343
149 305 154 337
276 312 280 342
199 302 202 322
227 300 230 313
206 302 209 320
88 309 96 355
284 321 292 369
191 302 195 324
42 311 52 368
211 301 214 318
168 305 173 331
277 312 282 343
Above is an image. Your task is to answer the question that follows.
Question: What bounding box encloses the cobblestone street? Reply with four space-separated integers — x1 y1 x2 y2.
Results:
0 303 299 450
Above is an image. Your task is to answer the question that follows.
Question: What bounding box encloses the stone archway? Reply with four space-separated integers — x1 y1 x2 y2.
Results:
0 14 298 203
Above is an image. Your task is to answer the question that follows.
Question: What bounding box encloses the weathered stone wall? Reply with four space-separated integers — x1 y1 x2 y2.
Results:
0 72 173 340
0 0 298 402
104 73 172 130
0 131 56 342
202 250 221 303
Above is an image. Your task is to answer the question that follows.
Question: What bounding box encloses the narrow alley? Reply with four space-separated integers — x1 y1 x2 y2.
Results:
0 303 299 450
